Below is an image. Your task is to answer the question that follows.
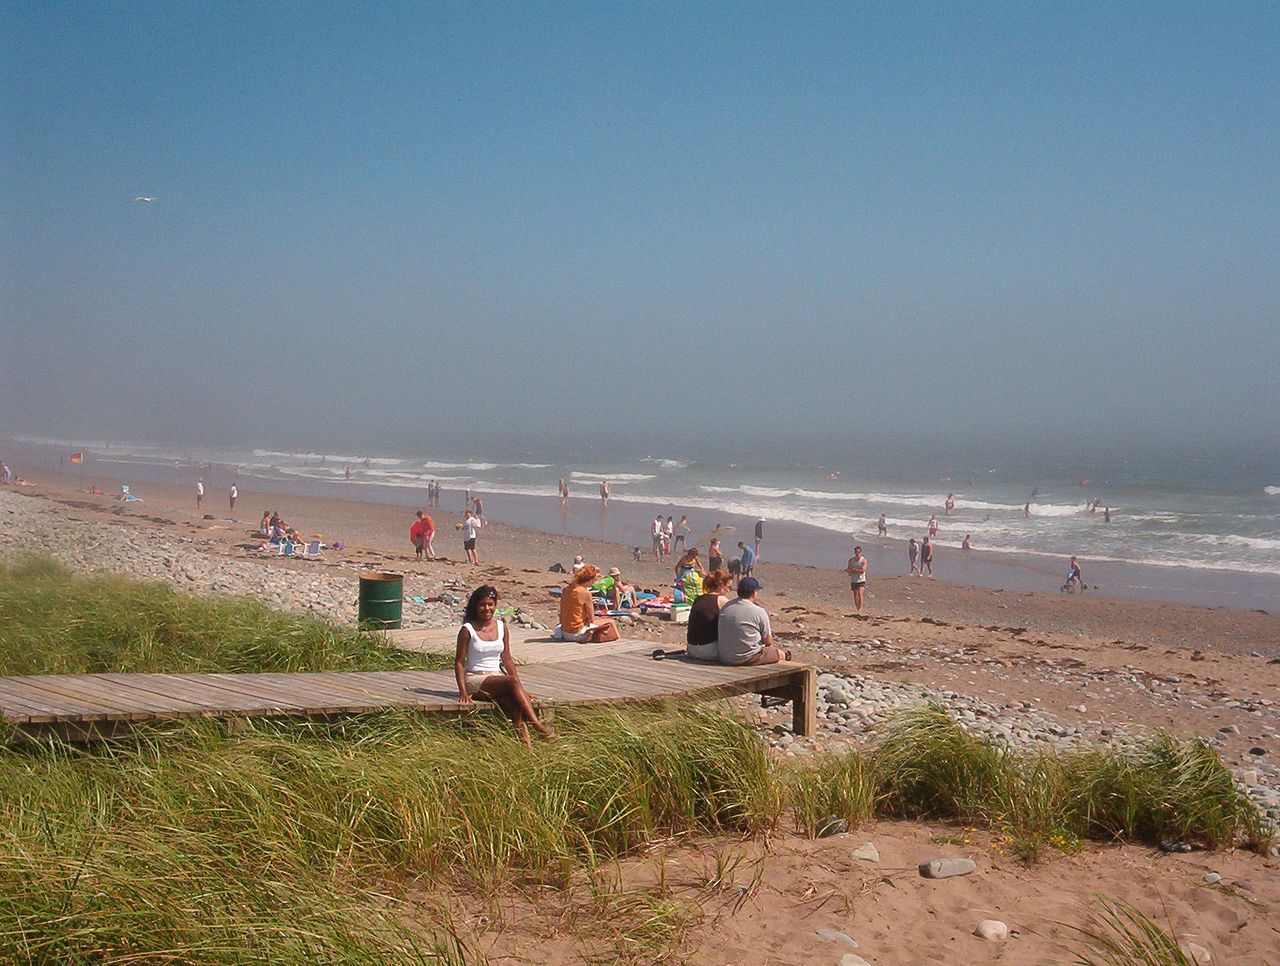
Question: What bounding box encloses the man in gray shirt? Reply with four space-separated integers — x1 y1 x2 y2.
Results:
716 577 792 666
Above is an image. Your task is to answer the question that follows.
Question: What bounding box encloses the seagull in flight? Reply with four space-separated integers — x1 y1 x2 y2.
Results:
130 196 157 204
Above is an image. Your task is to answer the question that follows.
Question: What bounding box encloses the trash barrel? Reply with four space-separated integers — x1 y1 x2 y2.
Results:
358 572 403 630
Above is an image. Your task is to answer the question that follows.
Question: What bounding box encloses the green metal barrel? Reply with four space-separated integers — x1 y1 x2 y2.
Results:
357 571 403 630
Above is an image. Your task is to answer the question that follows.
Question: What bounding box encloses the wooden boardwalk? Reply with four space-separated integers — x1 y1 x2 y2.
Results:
0 645 816 740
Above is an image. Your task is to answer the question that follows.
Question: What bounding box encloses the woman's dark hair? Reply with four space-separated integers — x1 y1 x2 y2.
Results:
463 585 499 625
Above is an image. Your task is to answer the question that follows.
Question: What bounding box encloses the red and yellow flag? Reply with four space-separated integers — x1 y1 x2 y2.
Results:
69 452 84 464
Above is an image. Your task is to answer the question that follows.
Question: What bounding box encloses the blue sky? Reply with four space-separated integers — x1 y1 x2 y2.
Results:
3 2 1277 454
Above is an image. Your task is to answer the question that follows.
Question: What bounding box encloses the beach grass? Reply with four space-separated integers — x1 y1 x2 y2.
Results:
0 557 447 675
1070 898 1200 965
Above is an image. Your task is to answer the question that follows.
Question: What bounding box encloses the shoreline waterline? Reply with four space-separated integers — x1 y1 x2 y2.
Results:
10 453 1279 612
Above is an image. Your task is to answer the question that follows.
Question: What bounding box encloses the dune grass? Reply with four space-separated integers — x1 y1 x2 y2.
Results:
801 705 1272 862
1071 898 1200 965
0 557 446 675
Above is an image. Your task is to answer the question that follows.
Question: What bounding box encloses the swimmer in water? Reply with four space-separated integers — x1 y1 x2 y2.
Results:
1024 502 1031 518
962 534 972 551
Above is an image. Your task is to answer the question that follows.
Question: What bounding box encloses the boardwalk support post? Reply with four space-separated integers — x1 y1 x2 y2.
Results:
791 665 816 737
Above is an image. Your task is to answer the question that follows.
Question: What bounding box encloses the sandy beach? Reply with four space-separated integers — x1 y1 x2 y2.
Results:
3 467 1279 963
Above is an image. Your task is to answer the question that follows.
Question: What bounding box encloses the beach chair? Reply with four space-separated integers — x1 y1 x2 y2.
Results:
281 541 298 557
302 539 325 559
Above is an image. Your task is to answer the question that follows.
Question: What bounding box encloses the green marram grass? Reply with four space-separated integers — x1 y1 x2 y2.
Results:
0 557 448 675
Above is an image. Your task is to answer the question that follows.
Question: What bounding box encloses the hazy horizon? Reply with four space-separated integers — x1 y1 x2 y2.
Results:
4 3 1278 457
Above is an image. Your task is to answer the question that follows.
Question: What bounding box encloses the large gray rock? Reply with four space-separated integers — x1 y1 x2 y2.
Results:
919 856 976 879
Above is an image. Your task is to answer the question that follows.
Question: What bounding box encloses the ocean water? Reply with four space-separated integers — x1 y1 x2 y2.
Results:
10 434 1279 580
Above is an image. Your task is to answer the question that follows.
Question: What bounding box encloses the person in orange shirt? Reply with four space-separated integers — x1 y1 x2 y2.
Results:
554 564 619 643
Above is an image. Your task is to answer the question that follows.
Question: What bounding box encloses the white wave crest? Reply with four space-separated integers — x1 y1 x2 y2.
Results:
569 471 655 482
1265 485 1280 496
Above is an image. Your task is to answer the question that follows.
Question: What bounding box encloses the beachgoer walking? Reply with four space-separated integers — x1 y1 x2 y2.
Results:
877 513 888 537
457 508 482 564
920 536 934 577
754 518 764 557
1062 555 1086 592
600 480 610 504
195 479 204 509
559 476 568 506
673 514 689 551
927 514 938 537
473 495 486 524
908 537 919 575
554 565 620 643
716 578 791 666
228 484 238 511
455 585 554 748
664 516 675 555
651 515 664 560
846 545 868 614
737 540 757 578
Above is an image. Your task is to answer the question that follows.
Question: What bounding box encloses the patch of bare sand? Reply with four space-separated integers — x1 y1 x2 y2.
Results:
446 825 1278 964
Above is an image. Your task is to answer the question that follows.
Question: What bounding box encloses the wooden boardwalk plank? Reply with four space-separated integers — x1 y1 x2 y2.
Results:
2 649 816 737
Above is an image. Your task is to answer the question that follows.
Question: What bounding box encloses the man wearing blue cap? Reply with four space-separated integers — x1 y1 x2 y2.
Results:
716 577 791 666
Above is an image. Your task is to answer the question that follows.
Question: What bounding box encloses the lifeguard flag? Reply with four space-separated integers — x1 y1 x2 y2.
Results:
69 452 84 464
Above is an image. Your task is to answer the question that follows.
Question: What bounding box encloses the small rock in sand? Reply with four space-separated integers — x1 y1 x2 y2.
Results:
974 919 1008 941
850 842 880 863
840 955 872 966
919 857 976 879
815 928 859 949
816 815 849 838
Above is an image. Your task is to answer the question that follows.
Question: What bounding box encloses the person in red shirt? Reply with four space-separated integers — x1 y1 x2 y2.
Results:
410 510 434 561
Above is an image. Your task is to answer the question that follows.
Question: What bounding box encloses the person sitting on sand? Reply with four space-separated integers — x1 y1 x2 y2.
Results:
455 585 555 748
674 547 706 602
606 567 635 610
686 570 732 661
553 564 620 643
716 577 791 666
258 510 271 538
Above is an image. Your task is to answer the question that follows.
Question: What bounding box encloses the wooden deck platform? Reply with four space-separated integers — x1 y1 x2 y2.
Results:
0 645 816 741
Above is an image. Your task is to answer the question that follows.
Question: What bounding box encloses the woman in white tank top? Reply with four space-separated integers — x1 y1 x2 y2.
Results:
455 585 555 747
